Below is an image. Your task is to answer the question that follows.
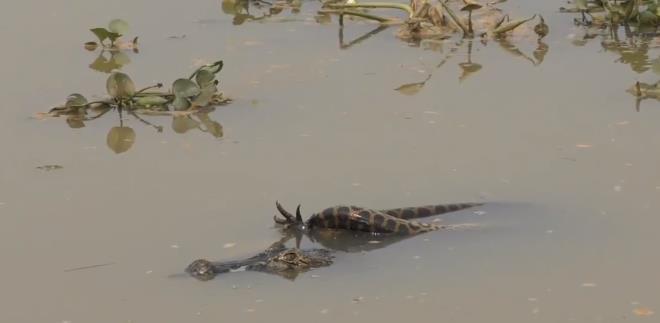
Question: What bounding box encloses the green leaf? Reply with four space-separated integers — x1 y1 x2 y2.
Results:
638 10 659 26
108 19 129 35
205 60 224 74
65 93 88 108
172 79 201 98
134 96 169 107
106 72 136 98
192 84 217 106
198 113 223 138
195 69 216 87
90 28 121 44
172 96 191 110
90 28 111 42
107 32 122 45
106 126 136 154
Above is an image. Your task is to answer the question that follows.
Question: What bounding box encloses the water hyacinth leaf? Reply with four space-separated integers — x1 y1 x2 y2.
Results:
492 15 536 35
90 28 121 44
134 96 169 107
172 96 191 110
108 19 129 35
638 10 658 26
65 94 88 108
106 126 136 154
192 84 219 106
107 32 122 44
106 72 136 98
90 28 111 42
195 69 216 87
172 115 200 133
203 60 224 74
173 79 201 98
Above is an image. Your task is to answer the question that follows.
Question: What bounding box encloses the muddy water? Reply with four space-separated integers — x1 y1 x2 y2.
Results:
1 0 659 322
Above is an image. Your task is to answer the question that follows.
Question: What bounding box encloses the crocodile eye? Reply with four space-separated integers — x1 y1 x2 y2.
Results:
282 252 298 262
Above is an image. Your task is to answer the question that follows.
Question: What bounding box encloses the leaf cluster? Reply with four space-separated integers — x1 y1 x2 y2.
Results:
48 60 230 116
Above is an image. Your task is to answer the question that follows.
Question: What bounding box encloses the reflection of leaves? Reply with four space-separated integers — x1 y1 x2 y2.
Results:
533 41 549 65
615 42 650 74
221 0 248 15
66 116 85 129
653 57 660 75
395 81 426 96
395 74 431 96
197 113 223 138
459 62 482 82
497 38 536 65
106 126 136 154
89 51 130 73
172 115 200 134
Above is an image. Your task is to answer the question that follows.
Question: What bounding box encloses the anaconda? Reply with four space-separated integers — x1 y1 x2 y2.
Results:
273 201 482 235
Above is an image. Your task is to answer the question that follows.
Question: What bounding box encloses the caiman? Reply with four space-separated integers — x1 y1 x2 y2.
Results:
186 237 333 281
273 201 482 235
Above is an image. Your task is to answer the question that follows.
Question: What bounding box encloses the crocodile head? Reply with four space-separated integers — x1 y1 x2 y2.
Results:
186 259 217 281
264 248 333 279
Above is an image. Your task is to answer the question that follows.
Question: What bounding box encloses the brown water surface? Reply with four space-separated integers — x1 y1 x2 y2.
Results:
1 0 659 322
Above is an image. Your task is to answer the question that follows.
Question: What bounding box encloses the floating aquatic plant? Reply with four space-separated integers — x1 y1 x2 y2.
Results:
322 0 541 42
47 60 228 118
561 0 660 27
85 19 138 51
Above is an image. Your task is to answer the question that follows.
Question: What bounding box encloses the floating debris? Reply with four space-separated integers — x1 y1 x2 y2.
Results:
633 307 655 317
36 165 63 171
64 262 115 272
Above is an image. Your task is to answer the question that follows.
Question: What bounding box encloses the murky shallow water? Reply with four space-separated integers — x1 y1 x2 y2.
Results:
1 0 659 322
